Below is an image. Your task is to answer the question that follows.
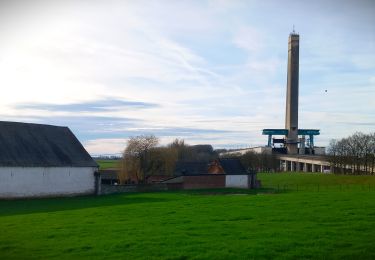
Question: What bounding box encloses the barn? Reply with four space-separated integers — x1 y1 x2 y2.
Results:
0 121 99 198
164 158 260 189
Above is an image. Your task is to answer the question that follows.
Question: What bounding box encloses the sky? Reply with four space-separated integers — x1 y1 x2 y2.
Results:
0 0 374 155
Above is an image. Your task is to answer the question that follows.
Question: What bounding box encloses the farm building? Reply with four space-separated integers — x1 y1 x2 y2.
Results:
165 158 260 189
0 121 99 198
100 169 120 185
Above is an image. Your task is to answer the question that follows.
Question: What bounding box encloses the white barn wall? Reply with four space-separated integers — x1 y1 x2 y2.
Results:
0 167 97 198
225 175 249 188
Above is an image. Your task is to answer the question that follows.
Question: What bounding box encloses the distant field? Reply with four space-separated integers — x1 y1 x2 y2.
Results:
1 174 375 259
95 159 120 169
259 172 375 185
259 172 375 192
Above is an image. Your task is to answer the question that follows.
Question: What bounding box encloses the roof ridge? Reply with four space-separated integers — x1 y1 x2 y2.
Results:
0 121 68 128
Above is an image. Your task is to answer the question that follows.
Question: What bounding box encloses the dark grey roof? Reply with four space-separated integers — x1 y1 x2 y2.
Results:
0 121 98 167
174 161 209 176
219 158 247 175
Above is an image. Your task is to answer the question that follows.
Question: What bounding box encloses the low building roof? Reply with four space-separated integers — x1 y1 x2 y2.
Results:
174 158 248 176
218 158 247 175
99 169 119 180
174 161 209 176
0 121 98 167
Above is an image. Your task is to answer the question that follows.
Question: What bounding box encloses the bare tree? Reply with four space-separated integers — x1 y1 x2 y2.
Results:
237 151 277 172
327 132 375 175
119 135 159 183
120 137 221 183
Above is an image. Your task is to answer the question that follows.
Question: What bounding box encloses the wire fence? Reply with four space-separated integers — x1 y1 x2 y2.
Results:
263 184 375 192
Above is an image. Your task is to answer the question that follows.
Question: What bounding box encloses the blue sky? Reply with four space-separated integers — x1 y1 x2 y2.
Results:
0 0 374 155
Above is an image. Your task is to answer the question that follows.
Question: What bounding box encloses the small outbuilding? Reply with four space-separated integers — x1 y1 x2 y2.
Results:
0 121 99 198
165 158 260 189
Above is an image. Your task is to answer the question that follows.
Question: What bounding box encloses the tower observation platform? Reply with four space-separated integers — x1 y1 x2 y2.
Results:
262 129 320 155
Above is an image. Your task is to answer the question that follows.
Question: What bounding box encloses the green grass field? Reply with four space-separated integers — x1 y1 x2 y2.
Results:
259 172 375 192
1 174 375 259
95 159 120 170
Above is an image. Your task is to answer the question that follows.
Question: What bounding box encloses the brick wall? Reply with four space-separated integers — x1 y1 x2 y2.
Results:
182 175 226 189
100 183 169 195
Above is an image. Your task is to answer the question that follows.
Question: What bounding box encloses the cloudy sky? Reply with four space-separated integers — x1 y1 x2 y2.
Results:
1 0 374 155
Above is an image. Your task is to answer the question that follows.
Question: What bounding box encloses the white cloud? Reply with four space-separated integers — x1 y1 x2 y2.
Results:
84 138 127 155
233 26 263 53
0 0 374 154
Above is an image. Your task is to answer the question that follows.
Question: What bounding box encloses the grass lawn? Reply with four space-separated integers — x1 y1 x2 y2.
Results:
1 174 375 259
259 172 375 186
259 173 375 194
95 159 120 170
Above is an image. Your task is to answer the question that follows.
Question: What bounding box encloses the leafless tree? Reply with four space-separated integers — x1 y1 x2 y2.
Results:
120 137 217 183
327 132 375 175
237 151 278 172
119 135 159 183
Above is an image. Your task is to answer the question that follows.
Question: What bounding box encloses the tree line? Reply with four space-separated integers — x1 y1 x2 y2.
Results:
327 132 375 175
224 151 278 172
119 135 217 184
240 151 278 172
118 135 279 184
118 131 375 181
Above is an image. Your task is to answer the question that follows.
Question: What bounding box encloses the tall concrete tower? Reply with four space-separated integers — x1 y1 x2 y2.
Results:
285 32 299 154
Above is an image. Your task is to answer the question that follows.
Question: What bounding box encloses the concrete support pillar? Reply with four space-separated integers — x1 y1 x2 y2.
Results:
320 165 324 173
303 163 307 172
268 135 272 147
312 164 316 172
284 160 287 172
